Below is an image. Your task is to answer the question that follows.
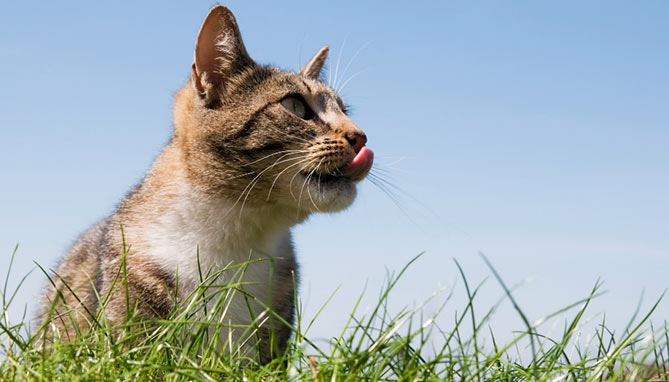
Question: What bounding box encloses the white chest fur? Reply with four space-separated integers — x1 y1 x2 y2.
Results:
136 184 298 324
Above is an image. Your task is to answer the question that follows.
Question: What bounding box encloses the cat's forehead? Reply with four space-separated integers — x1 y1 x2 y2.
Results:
272 70 343 106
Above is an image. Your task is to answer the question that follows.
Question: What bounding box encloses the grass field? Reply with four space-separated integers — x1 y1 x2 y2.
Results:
1 247 667 381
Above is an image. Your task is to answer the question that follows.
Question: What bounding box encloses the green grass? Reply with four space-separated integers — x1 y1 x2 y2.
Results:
1 247 667 381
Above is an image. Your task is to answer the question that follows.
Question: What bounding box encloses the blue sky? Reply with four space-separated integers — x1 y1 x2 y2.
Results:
1 1 668 346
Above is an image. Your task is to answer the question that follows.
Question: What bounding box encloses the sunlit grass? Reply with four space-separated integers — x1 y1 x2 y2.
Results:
1 247 667 381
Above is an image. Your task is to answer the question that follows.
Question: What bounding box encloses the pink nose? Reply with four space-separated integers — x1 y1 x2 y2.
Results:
345 131 367 153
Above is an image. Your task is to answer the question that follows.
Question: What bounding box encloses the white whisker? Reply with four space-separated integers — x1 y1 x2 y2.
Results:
305 166 324 212
366 173 415 224
236 154 304 218
228 153 303 219
289 159 318 201
337 68 369 94
244 149 308 167
298 159 321 212
336 41 371 93
332 38 347 91
266 158 312 201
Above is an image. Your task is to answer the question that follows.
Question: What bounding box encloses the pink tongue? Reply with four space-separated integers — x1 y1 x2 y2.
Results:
340 147 374 180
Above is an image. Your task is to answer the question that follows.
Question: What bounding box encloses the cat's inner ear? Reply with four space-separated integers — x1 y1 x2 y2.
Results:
192 5 254 97
300 46 329 80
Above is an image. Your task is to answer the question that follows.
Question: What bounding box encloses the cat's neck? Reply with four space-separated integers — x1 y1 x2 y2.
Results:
119 145 306 273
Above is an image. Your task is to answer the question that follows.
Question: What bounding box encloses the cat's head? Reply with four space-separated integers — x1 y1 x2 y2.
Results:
172 5 373 215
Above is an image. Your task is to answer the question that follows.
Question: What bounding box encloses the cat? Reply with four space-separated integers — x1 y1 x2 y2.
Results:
39 5 373 363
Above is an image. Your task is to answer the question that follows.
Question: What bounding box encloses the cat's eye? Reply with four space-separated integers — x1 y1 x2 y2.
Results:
280 96 313 120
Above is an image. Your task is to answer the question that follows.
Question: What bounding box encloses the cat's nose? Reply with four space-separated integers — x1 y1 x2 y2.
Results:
345 131 367 153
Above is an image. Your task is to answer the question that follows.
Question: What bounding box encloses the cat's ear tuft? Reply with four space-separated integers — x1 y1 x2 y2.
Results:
192 5 254 102
300 46 329 80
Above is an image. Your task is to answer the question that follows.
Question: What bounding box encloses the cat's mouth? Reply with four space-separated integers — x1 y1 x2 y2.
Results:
339 147 374 181
302 147 374 184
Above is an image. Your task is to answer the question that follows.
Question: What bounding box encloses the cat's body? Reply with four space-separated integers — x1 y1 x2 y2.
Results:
41 5 373 362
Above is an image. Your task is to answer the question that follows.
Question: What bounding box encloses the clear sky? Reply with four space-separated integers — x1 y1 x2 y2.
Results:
1 1 668 348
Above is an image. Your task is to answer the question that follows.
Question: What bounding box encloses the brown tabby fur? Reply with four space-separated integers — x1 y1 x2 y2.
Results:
40 5 370 363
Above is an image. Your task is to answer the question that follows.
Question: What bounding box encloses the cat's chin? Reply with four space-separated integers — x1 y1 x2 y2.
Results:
289 175 358 213
293 147 372 213
312 180 358 213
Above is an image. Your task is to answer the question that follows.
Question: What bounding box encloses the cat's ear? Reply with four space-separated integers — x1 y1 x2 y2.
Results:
300 46 329 80
192 5 254 102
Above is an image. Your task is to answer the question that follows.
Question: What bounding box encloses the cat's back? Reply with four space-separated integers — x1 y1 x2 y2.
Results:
41 218 110 337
